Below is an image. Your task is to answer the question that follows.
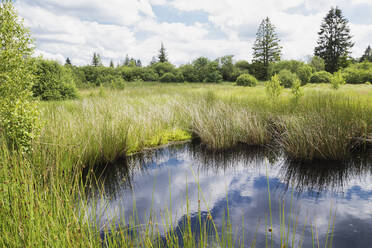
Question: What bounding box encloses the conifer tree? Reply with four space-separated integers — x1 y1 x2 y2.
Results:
314 7 354 73
109 60 114 68
360 45 372 62
65 57 72 65
252 17 282 79
91 52 102 67
158 42 168 63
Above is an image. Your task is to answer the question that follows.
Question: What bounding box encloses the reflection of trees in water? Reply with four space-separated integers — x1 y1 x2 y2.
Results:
89 142 372 199
280 150 372 194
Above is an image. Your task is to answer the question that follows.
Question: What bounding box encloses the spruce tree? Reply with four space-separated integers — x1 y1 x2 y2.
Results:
360 45 372 62
124 54 130 66
158 42 168 63
314 7 354 73
109 60 114 68
65 57 72 65
252 17 282 79
91 52 102 67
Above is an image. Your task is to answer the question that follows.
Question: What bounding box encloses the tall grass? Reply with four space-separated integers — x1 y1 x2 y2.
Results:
1 83 371 247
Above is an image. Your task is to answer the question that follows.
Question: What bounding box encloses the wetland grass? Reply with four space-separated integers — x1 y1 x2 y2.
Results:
1 83 371 247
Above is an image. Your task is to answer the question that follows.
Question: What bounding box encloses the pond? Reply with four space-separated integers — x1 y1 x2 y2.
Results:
89 142 372 247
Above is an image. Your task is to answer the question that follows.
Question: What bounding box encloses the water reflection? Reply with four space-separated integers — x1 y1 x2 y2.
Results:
89 142 372 247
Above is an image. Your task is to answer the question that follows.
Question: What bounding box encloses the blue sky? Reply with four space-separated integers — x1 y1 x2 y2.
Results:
14 0 372 66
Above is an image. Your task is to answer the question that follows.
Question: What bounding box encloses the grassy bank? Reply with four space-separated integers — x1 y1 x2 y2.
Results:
1 82 371 247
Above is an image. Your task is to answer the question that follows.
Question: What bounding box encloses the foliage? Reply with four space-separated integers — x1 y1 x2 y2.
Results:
314 7 354 73
159 72 176 82
291 78 303 102
65 57 72 65
192 57 223 82
360 45 372 62
297 65 312 85
235 60 251 74
0 1 40 151
310 71 332 83
331 71 345 89
253 17 282 79
33 59 78 100
265 74 283 101
308 56 325 72
152 62 175 77
217 55 240 81
91 52 102 67
179 64 198 82
277 69 299 88
341 61 372 84
158 42 168 63
236 73 257 87
268 60 304 76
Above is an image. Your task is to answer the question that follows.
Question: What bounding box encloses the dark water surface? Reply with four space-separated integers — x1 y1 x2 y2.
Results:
90 142 372 247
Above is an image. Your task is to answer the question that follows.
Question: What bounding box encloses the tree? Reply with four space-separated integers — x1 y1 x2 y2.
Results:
360 45 372 62
252 17 282 79
109 60 114 68
158 42 168 63
150 56 158 65
124 54 130 66
314 7 354 73
91 52 102 67
0 0 40 151
65 57 72 66
217 55 239 81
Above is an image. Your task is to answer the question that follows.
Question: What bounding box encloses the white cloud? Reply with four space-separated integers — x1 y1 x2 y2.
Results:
13 0 372 66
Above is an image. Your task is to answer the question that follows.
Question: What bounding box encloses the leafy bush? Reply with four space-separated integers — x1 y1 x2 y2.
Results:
33 60 78 100
308 56 325 72
341 61 372 84
159 72 176 82
179 64 198 82
236 73 258 86
278 69 299 88
268 60 305 77
174 72 184 82
0 1 40 151
331 71 345 89
291 78 303 102
265 74 283 101
309 71 332 83
152 62 175 77
297 65 312 85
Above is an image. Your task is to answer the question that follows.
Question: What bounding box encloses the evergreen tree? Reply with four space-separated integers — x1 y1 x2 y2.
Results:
252 17 282 79
158 42 168 63
314 7 354 73
124 54 130 66
360 45 372 62
150 56 158 65
136 59 142 67
109 60 114 68
91 52 102 67
65 57 72 65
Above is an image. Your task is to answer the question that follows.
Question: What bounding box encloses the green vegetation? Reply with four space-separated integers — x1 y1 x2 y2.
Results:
310 71 332 84
236 73 258 86
0 1 39 151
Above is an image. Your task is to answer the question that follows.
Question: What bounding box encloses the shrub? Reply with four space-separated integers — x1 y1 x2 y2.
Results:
33 59 78 100
0 1 40 151
341 61 372 84
179 64 198 82
265 74 283 101
308 56 325 72
268 60 305 77
297 65 312 85
291 78 303 102
331 71 345 90
366 81 371 85
236 73 258 86
205 70 223 83
278 69 299 88
174 71 184 82
309 71 332 83
159 72 176 82
152 62 175 77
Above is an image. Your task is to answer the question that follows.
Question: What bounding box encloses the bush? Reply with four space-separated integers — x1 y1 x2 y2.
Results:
265 74 283 101
179 64 198 82
309 71 332 83
341 61 372 84
297 65 312 85
331 71 345 90
174 71 184 82
0 1 40 151
278 69 299 88
268 60 305 77
236 73 258 86
159 72 176 82
33 60 78 100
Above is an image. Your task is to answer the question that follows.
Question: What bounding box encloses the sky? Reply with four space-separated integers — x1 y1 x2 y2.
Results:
14 0 372 66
